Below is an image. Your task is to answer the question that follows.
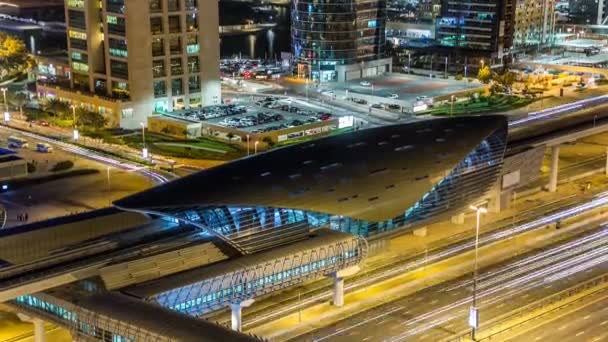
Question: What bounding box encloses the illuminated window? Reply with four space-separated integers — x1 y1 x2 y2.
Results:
69 30 87 40
67 0 85 8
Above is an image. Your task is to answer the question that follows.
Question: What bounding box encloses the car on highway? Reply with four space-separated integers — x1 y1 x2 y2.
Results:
352 98 367 105
371 103 384 109
360 81 371 87
387 94 399 99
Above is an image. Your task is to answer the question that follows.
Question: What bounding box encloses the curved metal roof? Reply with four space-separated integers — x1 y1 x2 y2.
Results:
115 116 507 222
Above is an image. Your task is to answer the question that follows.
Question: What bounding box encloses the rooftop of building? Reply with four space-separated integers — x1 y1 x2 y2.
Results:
115 116 508 222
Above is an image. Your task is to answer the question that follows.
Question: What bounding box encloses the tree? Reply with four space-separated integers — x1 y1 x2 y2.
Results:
9 92 28 118
477 66 492 84
262 136 275 147
76 108 106 128
43 98 70 117
226 132 235 143
0 33 33 76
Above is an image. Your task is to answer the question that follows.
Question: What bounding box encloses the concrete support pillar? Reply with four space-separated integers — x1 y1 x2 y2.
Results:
333 277 345 307
451 213 465 225
230 303 242 332
33 318 46 342
413 226 428 237
549 145 560 192
229 299 254 332
326 265 360 307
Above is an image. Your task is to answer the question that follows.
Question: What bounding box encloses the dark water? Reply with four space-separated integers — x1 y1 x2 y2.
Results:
220 5 291 59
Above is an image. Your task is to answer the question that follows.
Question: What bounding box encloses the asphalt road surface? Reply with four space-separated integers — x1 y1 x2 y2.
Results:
0 130 152 228
503 297 608 342
292 228 608 342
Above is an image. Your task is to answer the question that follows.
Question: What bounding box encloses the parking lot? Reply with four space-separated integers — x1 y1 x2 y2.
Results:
320 73 480 105
172 96 341 134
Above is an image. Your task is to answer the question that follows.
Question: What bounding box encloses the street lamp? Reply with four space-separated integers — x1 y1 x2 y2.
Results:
70 105 79 141
254 140 259 155
246 134 250 156
0 87 7 112
450 95 455 116
140 122 148 159
469 204 488 341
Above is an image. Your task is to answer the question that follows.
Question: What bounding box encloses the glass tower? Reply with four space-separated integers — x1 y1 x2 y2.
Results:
291 0 387 82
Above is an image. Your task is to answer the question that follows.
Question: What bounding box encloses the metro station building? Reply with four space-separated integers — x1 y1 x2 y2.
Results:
1 116 509 340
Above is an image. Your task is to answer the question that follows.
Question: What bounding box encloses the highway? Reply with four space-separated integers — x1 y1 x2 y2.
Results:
0 124 170 184
502 295 608 341
295 227 608 342
230 189 608 331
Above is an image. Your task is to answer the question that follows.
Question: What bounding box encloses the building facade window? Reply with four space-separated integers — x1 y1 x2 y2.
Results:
107 16 126 36
171 78 183 96
186 36 199 54
149 0 162 12
110 60 129 79
170 58 183 75
187 56 199 73
154 80 167 97
168 0 180 11
188 75 200 92
152 37 164 57
168 16 181 33
68 10 86 29
106 0 125 14
169 37 182 55
153 60 166 77
150 17 163 35
109 38 128 58
186 13 198 32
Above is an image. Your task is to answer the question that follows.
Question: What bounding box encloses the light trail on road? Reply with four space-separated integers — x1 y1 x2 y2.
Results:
509 95 608 127
244 195 608 329
0 125 169 184
309 228 608 342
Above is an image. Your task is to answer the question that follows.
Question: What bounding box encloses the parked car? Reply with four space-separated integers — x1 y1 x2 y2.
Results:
360 81 371 87
388 94 399 99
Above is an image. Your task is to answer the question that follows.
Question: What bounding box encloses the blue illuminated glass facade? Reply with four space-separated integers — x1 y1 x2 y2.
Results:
292 0 387 81
165 250 360 315
13 295 133 342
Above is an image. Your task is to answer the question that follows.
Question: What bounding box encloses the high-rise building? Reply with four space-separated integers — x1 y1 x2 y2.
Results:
569 0 607 24
38 0 221 129
513 0 556 49
291 0 392 83
436 0 516 60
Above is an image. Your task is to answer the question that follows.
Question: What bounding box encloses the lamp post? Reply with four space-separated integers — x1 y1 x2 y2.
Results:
469 204 487 341
444 56 448 79
254 141 259 155
71 105 79 141
450 95 455 116
0 87 7 112
140 122 148 159
408 52 411 74
246 134 250 156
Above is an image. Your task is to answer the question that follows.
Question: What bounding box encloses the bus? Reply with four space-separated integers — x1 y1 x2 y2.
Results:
7 136 28 149
36 142 53 153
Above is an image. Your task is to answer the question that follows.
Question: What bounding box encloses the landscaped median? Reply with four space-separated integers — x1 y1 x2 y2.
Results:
419 94 537 117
